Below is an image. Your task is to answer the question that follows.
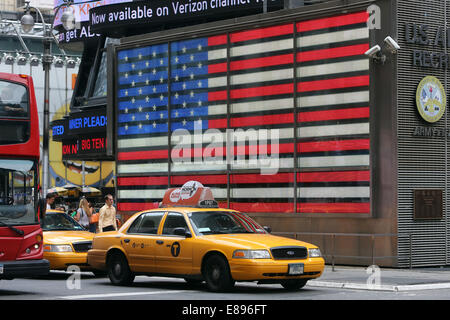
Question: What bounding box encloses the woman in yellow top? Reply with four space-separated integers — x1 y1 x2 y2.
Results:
98 194 117 232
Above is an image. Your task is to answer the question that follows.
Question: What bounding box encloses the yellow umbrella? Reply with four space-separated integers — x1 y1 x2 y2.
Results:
81 186 101 195
47 186 68 195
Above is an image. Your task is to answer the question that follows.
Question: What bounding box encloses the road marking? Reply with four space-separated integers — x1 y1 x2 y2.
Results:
58 290 189 300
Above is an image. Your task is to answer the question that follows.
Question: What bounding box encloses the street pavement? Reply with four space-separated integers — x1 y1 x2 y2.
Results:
309 265 450 291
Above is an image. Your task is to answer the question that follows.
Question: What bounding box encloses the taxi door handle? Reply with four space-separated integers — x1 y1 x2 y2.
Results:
156 240 164 245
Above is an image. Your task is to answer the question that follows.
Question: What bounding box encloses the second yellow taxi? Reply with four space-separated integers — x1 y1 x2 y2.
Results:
42 210 97 274
88 181 325 291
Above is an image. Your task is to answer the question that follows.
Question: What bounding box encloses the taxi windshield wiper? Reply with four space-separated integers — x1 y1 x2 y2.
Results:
0 220 24 236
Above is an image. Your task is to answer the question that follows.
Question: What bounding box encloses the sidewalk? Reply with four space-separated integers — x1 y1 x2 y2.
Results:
308 265 450 291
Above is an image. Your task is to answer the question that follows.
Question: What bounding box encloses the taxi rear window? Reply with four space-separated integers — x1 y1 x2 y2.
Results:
127 212 164 234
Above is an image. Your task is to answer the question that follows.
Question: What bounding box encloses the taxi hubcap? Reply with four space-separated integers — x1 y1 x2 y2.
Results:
114 263 122 275
211 266 220 280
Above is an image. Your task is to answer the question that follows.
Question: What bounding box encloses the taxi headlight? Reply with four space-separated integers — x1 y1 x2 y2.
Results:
308 248 322 258
44 244 73 252
233 249 271 259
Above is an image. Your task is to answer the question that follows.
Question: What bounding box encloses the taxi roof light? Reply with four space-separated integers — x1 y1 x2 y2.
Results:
160 181 219 208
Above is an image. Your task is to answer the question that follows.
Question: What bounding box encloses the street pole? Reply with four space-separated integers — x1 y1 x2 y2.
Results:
42 28 52 197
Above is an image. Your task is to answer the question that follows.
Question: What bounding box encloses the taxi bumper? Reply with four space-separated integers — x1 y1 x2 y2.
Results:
44 252 90 270
229 257 324 281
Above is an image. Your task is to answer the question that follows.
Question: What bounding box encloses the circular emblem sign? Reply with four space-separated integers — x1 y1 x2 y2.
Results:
416 76 446 123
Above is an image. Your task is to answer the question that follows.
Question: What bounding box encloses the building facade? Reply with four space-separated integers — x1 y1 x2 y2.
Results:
64 0 450 267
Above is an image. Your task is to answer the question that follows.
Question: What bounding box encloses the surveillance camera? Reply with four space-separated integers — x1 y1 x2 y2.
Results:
364 45 381 58
384 36 400 53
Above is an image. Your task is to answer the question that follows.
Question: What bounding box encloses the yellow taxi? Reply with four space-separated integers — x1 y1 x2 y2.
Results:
41 210 96 274
88 181 324 291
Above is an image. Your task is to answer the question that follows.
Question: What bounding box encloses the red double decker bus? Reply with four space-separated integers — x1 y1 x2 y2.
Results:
0 72 49 280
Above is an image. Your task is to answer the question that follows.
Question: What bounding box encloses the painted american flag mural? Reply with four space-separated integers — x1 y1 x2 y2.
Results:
116 11 370 214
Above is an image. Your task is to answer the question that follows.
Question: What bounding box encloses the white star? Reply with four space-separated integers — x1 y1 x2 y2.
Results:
190 54 194 61
131 97 135 103
182 47 187 53
153 121 157 128
175 75 179 81
131 80 135 87
175 56 179 63
152 51 156 57
125 73 129 78
160 94 164 101
182 101 187 108
153 105 157 111
175 111 179 117
145 79 150 85
182 119 187 126
146 113 150 120
197 62 202 68
175 92 179 99
145 96 150 102
198 44 202 51
198 81 202 88
125 56 128 61
182 83 187 89
124 124 128 130
132 115 135 121
153 86 157 93
190 109 194 116
131 63 135 69
138 123 142 129
138 88 142 94
182 64 187 71
138 106 143 112
125 108 128 113
190 91 195 97
160 112 164 119
198 100 202 106
190 73 195 79
125 90 128 96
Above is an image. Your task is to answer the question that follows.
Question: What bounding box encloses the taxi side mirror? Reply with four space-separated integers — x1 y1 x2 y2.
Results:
263 226 272 233
173 227 192 238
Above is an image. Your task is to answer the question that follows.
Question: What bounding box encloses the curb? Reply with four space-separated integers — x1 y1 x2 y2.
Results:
308 280 450 292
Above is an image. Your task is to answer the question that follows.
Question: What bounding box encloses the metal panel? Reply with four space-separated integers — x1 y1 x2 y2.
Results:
397 0 448 267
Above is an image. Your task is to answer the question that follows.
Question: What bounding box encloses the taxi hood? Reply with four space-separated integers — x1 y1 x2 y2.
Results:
43 231 94 244
199 233 316 249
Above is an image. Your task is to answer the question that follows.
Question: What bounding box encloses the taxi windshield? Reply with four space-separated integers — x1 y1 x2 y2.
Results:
41 212 84 231
189 211 266 235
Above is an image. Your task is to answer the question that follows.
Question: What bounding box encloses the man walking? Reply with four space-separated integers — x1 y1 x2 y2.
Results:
98 194 117 232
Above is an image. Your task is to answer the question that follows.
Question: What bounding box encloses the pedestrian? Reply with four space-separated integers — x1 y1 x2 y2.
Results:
46 193 56 210
75 197 92 230
98 194 117 232
88 200 98 233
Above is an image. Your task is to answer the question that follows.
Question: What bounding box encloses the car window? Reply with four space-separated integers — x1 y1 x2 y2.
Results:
162 212 188 235
127 211 164 234
41 212 84 231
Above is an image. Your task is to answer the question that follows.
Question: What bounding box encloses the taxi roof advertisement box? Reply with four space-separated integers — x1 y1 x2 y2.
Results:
161 181 219 208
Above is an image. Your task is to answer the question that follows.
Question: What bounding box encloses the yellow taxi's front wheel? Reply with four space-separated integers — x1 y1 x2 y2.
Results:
203 254 235 292
107 252 135 286
280 279 308 290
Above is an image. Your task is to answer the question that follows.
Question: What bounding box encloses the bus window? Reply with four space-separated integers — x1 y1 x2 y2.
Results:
0 81 28 118
0 159 37 224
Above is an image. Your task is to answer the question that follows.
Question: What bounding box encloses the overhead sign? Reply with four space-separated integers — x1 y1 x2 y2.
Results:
89 0 283 34
161 181 219 208
62 134 108 160
52 108 107 141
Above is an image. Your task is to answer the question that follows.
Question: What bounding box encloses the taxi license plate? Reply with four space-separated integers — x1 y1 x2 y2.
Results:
288 263 304 275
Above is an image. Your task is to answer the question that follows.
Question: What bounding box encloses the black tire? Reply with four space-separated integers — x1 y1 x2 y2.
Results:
280 279 308 290
203 254 235 292
107 252 135 286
